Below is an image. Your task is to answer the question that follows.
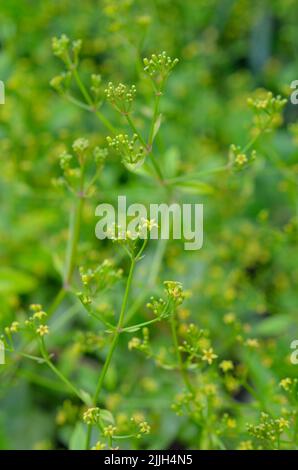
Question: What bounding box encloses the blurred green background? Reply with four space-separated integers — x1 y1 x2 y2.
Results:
0 0 298 450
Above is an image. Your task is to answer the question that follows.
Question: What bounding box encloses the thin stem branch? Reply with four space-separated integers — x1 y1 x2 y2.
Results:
125 113 164 183
39 338 88 405
72 68 116 134
148 90 162 147
170 311 195 395
85 253 139 449
63 194 84 287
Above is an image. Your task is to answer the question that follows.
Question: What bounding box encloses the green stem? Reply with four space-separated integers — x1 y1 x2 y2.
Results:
148 90 162 147
94 258 135 402
149 154 164 182
242 115 274 154
48 288 66 317
73 68 115 134
170 312 195 395
64 93 92 111
39 338 87 404
64 195 84 287
122 316 164 332
49 157 86 316
125 114 164 183
85 256 137 449
125 114 147 148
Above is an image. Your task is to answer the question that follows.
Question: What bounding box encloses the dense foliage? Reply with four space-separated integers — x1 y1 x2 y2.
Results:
0 0 298 450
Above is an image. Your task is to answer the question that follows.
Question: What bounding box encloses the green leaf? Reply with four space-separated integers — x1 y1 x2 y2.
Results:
69 423 86 450
79 390 93 407
173 181 214 194
254 315 290 336
163 147 180 178
100 409 115 425
152 114 162 141
0 267 37 294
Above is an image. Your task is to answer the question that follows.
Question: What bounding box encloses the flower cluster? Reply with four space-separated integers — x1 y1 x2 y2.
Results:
106 133 145 168
50 71 72 94
54 138 108 194
78 259 123 298
26 304 50 337
128 328 151 357
83 407 101 425
91 74 103 106
52 34 82 68
143 52 179 85
247 412 291 448
4 321 20 335
107 218 157 248
247 91 287 131
2 304 50 349
72 137 89 155
178 323 218 367
146 296 167 317
83 408 151 449
52 34 70 62
247 92 287 115
104 82 136 114
163 281 185 307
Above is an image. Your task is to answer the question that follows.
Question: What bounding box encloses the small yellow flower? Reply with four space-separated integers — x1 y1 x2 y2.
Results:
277 417 290 431
235 153 248 166
103 425 117 437
219 360 234 373
33 311 47 320
202 348 218 365
203 383 217 396
237 440 253 450
30 304 42 312
141 218 158 231
36 325 49 337
279 378 292 391
128 337 141 351
131 412 145 424
223 313 236 324
91 441 106 450
10 321 20 333
245 338 259 348
227 418 236 429
225 376 240 393
139 421 151 434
